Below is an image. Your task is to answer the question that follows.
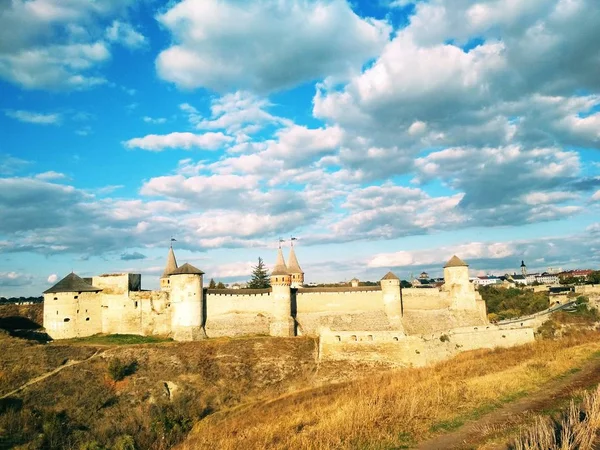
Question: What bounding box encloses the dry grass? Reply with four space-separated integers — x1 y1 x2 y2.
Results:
512 385 600 449
180 331 600 450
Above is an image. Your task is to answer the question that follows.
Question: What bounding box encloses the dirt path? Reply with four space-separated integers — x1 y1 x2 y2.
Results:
0 348 113 400
418 356 600 450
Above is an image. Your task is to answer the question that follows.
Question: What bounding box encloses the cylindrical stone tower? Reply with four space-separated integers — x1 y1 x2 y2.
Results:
169 263 206 341
270 247 294 337
380 271 405 332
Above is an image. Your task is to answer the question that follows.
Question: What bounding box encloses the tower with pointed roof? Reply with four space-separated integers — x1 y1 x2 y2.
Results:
443 255 480 310
287 241 304 288
520 260 527 276
43 272 103 339
270 245 294 337
160 244 178 291
380 271 405 332
169 262 206 341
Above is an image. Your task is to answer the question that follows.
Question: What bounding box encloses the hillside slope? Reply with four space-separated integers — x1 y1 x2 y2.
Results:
0 334 319 449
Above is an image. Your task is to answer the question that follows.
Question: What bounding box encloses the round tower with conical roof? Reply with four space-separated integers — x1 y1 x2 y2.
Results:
287 240 304 288
269 246 294 337
380 271 405 332
443 255 478 310
169 263 206 341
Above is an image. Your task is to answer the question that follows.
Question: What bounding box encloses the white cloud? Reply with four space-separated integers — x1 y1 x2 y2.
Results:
0 271 33 287
124 132 233 151
143 116 167 124
0 0 136 90
592 190 600 202
155 0 391 93
35 171 67 181
47 274 58 283
105 20 146 49
5 109 61 125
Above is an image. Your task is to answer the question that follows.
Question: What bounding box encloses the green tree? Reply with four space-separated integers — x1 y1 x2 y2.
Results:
208 278 216 289
216 281 226 289
587 270 600 285
248 257 270 289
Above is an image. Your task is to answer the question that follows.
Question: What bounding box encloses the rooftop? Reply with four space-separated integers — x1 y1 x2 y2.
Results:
43 272 102 294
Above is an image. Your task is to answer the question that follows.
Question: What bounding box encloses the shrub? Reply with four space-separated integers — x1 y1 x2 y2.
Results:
108 358 138 382
439 334 450 342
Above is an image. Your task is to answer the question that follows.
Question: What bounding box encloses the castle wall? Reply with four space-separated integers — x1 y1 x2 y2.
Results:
401 288 451 310
130 290 172 336
319 326 534 367
43 291 103 339
402 309 487 335
205 291 273 337
295 288 393 335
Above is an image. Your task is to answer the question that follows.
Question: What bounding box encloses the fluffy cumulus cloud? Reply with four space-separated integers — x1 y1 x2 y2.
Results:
0 0 141 90
367 226 600 276
155 0 391 93
0 271 33 287
2 0 600 291
105 20 146 49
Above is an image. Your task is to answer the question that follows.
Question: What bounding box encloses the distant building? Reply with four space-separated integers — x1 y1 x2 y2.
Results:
557 269 594 281
472 275 502 286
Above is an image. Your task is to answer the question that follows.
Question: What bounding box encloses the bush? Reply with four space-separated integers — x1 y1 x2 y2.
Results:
107 358 138 382
479 286 549 320
440 334 450 343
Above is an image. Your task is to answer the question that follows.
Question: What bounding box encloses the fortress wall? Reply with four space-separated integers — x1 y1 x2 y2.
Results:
575 285 600 295
92 274 132 295
130 291 172 336
295 290 392 335
206 292 274 315
402 309 487 335
100 294 143 335
296 290 383 313
43 291 103 339
319 326 534 367
204 292 274 338
401 288 451 310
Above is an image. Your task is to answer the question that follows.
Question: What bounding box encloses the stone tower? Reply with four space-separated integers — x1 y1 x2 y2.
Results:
287 242 304 288
380 271 405 332
42 273 103 339
160 245 178 290
169 263 206 341
270 246 294 337
521 260 527 276
443 255 477 309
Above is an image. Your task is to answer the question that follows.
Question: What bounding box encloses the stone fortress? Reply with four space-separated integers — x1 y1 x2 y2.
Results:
43 245 535 366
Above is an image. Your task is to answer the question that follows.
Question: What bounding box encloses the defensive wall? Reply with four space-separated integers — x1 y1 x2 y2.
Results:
42 251 538 368
43 270 487 341
319 325 534 367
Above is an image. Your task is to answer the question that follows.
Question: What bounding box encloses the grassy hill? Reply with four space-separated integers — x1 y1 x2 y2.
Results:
0 333 319 450
178 331 600 450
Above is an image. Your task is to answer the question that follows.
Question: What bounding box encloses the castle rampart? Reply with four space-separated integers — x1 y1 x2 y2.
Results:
44 250 537 366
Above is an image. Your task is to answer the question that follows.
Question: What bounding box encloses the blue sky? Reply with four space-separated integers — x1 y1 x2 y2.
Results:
1 0 599 296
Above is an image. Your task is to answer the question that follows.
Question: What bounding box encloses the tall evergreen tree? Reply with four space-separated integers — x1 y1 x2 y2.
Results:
208 278 216 289
216 281 226 289
248 257 271 289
